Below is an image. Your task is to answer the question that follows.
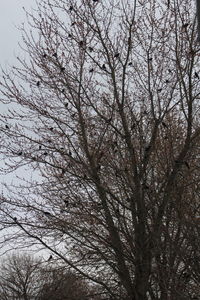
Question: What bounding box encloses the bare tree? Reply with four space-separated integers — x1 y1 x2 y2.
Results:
0 0 200 299
0 253 98 300
0 253 41 300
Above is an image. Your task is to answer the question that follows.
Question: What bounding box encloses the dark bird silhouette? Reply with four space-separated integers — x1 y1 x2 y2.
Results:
39 145 42 150
43 152 48 156
69 5 73 11
64 102 68 108
145 145 151 151
148 57 152 61
162 121 168 128
60 67 65 72
43 211 52 216
13 217 17 222
168 69 172 73
36 81 40 87
184 161 190 169
88 47 93 52
43 53 47 58
61 88 65 93
89 68 94 73
71 22 76 26
52 52 57 58
68 33 72 38
68 150 72 156
79 40 84 47
114 53 120 58
102 64 106 70
157 88 162 93
50 127 53 131
17 151 23 156
5 125 9 129
182 23 189 29
165 79 169 83
128 62 132 66
48 255 53 261
64 199 69 207
195 71 199 79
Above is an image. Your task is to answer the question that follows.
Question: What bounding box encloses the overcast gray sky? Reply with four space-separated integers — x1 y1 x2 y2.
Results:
0 0 36 66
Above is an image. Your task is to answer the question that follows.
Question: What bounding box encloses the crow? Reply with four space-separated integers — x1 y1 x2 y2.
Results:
64 102 68 108
43 211 51 216
162 121 168 128
114 53 120 58
48 255 53 261
60 67 65 72
102 64 106 70
182 23 189 29
89 68 94 73
52 52 57 57
128 62 132 66
195 72 199 79
5 124 9 129
36 81 40 87
88 47 93 52
17 151 23 156
69 5 73 11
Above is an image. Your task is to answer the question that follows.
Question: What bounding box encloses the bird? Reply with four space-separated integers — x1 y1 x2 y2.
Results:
36 81 40 87
43 211 52 216
13 217 17 222
195 72 199 79
79 40 84 47
61 88 65 93
182 23 189 29
68 33 72 38
60 67 65 72
145 145 151 152
43 53 47 58
114 53 120 58
49 127 53 131
52 52 57 57
48 255 53 261
89 68 94 73
43 152 48 156
17 151 23 156
69 5 73 11
157 88 162 93
102 64 106 70
39 145 42 150
88 47 93 52
162 121 168 128
64 102 68 108
184 161 190 169
128 62 132 66
64 199 69 207
5 124 9 129
148 57 152 61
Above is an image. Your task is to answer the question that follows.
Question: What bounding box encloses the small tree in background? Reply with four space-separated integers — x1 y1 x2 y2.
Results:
0 253 98 300
0 0 200 299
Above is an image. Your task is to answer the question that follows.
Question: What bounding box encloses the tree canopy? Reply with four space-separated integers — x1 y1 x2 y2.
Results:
0 0 200 299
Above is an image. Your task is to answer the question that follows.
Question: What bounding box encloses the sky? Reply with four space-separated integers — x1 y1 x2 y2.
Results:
0 0 36 67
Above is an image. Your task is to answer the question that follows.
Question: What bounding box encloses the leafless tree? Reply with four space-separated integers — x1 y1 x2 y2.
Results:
0 253 97 300
0 0 200 299
0 253 42 300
